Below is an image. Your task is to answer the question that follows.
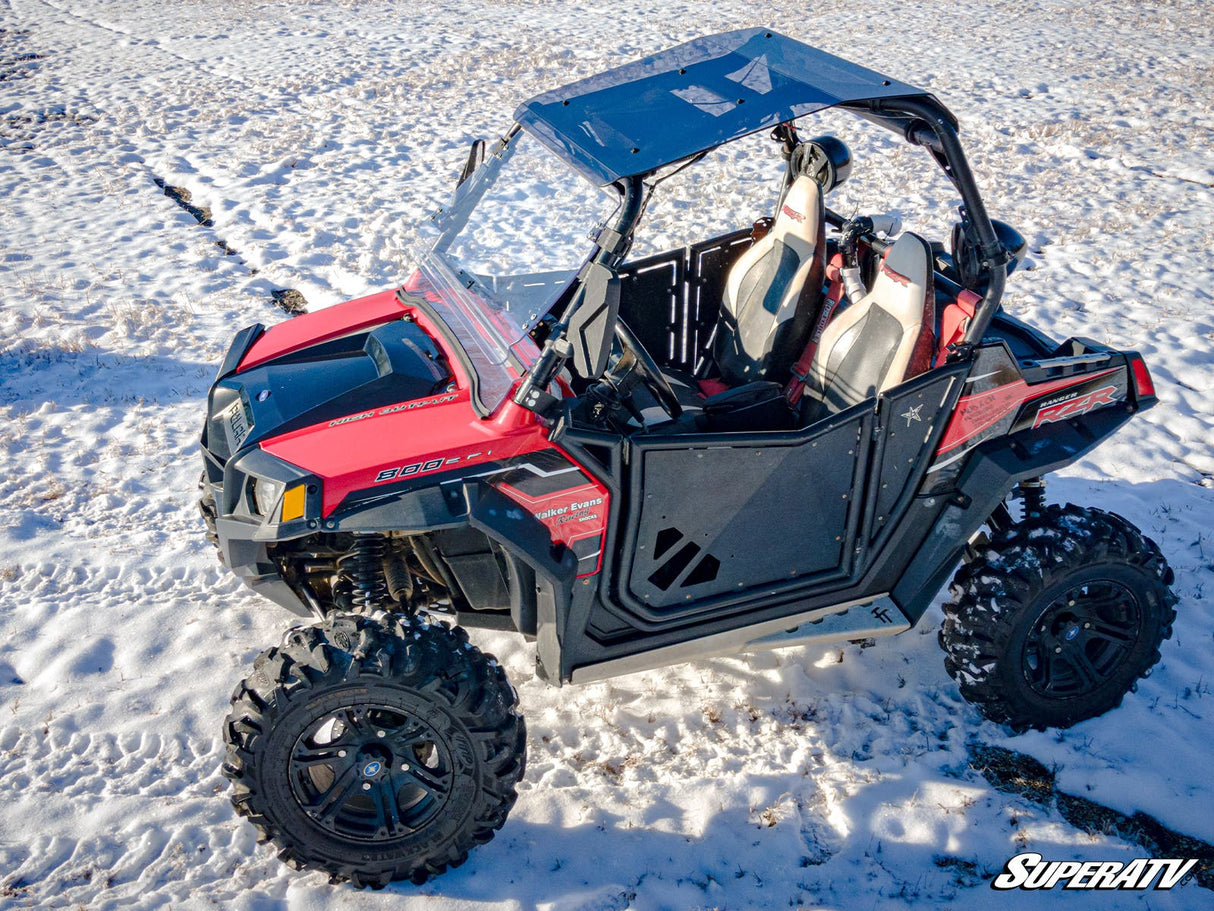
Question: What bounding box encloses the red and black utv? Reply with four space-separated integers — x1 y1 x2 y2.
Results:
199 29 1176 887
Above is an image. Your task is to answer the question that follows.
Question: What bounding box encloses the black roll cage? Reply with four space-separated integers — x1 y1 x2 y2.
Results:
565 94 1007 356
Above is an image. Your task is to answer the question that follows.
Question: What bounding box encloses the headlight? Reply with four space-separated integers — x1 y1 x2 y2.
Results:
251 478 284 517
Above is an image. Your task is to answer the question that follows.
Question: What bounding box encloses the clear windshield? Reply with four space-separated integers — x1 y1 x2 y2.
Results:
411 130 620 412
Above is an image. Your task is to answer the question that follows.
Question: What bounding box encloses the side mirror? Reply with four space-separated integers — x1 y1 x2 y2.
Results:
456 139 486 188
950 218 1028 288
992 220 1027 275
566 262 620 378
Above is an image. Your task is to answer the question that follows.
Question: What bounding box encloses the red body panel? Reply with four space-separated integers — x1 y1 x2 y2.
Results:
247 285 608 570
936 367 1120 456
496 477 610 578
262 395 548 517
238 290 407 372
1130 357 1155 398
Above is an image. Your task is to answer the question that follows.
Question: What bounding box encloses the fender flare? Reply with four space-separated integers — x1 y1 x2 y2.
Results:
893 402 1136 623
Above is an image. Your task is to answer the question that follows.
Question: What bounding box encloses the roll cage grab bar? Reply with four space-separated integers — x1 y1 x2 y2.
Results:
579 95 1008 360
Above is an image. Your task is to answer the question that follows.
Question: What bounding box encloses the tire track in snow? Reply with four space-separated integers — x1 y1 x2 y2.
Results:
970 744 1214 890
11 0 324 309
0 727 242 907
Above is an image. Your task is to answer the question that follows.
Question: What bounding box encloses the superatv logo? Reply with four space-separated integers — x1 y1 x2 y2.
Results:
1031 384 1119 428
991 853 1197 891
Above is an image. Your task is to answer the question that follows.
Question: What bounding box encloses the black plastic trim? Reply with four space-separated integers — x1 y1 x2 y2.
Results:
396 289 517 418
217 323 263 381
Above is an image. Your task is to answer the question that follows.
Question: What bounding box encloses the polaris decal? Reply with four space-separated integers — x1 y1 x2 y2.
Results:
991 852 1197 891
780 204 804 223
1031 384 1120 428
225 397 254 451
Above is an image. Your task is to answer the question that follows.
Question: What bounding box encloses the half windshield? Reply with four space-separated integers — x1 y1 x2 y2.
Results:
411 130 621 412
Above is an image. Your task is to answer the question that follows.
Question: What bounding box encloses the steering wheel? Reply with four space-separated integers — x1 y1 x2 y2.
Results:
611 320 683 420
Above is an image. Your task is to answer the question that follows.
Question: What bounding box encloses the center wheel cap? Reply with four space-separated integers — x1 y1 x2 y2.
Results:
361 760 384 778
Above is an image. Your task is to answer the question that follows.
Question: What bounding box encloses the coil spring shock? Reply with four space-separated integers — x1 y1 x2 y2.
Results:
338 534 389 612
1018 477 1046 522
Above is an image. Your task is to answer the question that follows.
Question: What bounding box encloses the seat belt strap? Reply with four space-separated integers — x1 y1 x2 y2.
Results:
786 254 845 406
934 289 981 367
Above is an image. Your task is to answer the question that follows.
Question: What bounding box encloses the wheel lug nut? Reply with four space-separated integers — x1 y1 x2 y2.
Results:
377 730 386 738
402 763 410 771
362 782 372 791
338 750 347 758
1055 646 1063 653
1083 622 1091 628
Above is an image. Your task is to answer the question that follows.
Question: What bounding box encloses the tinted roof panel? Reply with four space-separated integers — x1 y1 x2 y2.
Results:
515 29 932 185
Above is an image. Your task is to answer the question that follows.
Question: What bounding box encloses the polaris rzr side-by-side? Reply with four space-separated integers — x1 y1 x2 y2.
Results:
199 29 1177 887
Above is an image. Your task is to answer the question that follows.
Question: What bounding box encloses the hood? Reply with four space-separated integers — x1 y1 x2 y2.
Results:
205 317 452 463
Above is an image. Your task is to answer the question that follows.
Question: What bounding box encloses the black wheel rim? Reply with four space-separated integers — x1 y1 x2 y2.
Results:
289 703 455 841
1022 580 1143 699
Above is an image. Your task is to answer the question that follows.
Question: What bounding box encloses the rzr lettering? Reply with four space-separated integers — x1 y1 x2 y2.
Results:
1032 384 1119 429
881 263 911 287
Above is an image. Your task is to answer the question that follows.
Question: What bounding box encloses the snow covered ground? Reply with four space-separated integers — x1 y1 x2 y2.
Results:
1 0 1213 907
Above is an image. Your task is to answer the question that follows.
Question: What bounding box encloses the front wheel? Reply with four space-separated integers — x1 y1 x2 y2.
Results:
940 504 1177 731
222 613 525 887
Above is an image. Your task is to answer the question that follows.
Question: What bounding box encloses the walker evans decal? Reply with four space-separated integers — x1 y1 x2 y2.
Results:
534 497 604 523
991 853 1197 891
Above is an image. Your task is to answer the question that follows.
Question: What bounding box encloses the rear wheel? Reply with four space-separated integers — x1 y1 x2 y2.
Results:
940 504 1176 730
222 613 525 887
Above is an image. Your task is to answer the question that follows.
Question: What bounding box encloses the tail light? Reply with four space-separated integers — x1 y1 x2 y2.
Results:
1129 355 1155 399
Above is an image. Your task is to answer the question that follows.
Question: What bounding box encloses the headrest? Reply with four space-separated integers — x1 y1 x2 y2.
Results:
875 233 932 295
869 233 934 330
771 175 823 245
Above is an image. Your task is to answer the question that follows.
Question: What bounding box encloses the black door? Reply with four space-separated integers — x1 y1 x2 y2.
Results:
613 403 874 629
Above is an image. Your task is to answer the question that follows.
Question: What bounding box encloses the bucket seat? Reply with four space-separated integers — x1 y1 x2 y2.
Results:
799 232 936 421
713 173 827 387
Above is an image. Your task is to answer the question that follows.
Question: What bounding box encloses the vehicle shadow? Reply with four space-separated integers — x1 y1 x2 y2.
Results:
416 474 1214 907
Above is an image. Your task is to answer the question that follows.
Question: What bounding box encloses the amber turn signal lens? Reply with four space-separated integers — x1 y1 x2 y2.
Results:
280 484 307 523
